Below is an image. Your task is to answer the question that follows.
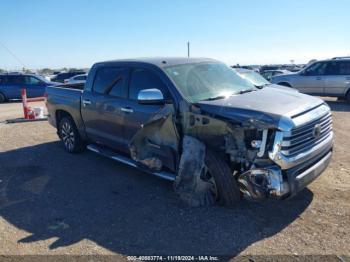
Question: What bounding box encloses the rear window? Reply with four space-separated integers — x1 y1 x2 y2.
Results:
326 61 350 75
6 75 26 84
338 61 350 75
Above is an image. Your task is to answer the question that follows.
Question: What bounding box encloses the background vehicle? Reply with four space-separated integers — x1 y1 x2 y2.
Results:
0 73 57 103
51 71 85 83
259 65 281 74
46 58 333 206
271 57 350 101
261 69 291 81
64 74 87 84
234 68 297 92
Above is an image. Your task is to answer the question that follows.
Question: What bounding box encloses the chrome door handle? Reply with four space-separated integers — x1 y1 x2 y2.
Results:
316 77 322 80
121 107 133 113
82 99 91 106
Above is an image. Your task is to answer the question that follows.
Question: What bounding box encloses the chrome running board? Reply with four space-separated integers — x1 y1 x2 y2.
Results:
87 144 176 182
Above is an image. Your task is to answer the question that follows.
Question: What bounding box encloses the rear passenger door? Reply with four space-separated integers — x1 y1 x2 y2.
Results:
81 67 129 150
324 61 350 96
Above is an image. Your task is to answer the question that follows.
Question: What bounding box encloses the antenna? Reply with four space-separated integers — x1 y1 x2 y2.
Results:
0 41 27 68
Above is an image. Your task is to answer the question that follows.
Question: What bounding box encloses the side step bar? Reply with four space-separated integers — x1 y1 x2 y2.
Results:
87 144 176 182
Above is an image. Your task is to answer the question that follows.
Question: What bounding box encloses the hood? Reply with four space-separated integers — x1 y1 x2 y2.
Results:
196 87 324 128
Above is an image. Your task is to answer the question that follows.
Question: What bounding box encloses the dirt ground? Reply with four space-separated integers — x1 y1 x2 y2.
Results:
0 99 349 260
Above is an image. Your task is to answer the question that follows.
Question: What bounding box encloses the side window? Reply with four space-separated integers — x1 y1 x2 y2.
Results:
325 61 339 75
75 75 85 80
25 76 41 85
93 67 127 97
338 61 350 75
128 69 169 100
8 75 25 84
304 62 327 76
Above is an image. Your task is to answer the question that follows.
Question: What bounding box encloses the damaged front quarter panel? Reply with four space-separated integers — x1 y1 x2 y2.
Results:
129 104 179 171
129 99 281 206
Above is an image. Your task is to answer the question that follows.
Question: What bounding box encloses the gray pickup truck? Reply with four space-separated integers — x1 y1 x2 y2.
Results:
46 58 333 206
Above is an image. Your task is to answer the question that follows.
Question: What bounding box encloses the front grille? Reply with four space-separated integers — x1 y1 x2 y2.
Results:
281 112 332 157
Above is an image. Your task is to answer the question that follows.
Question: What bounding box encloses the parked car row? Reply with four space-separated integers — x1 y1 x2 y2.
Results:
0 71 88 103
64 74 87 84
50 71 86 83
1 57 350 103
0 73 59 103
271 57 350 102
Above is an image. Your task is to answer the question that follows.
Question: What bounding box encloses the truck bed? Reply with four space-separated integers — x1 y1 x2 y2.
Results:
46 84 84 130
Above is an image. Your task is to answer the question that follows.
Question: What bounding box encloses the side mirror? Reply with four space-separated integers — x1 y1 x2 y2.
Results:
137 88 165 105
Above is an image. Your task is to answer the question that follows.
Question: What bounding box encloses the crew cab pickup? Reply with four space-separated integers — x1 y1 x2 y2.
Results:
46 58 333 206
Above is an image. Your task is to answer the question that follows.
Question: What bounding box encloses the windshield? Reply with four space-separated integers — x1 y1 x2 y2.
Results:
165 62 256 103
36 75 51 83
237 71 270 87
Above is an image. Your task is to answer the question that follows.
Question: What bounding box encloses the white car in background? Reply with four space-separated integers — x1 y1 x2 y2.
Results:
64 74 87 84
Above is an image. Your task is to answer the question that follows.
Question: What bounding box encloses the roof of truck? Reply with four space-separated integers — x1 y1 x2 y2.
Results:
98 57 219 68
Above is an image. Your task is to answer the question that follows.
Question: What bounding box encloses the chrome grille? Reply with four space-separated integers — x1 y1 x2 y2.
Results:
281 111 332 157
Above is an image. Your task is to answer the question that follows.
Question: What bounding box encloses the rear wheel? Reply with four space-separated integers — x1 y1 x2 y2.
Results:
202 150 241 206
0 93 6 103
346 90 350 103
58 117 85 153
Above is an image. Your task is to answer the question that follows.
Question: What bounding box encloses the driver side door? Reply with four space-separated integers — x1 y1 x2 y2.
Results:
121 67 178 171
122 67 172 143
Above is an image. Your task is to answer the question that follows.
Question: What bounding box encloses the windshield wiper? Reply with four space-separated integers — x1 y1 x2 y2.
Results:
200 95 227 101
237 88 257 94
256 84 269 89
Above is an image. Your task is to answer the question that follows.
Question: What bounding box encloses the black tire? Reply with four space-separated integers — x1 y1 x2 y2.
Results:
346 90 350 103
58 116 85 153
0 93 6 103
204 150 241 206
278 82 292 87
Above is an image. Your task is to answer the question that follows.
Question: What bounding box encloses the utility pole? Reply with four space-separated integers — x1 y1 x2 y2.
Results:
187 42 190 58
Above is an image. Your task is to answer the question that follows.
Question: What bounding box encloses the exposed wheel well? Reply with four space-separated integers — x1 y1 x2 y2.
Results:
278 82 292 87
55 110 72 126
346 88 350 102
0 92 7 102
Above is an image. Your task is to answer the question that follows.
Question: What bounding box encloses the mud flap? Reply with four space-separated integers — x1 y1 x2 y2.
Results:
129 105 179 171
174 136 215 207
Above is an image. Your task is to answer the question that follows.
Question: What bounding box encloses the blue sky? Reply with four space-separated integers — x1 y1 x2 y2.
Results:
1 0 349 69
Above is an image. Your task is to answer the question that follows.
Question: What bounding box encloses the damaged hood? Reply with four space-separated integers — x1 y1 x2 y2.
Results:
196 87 324 128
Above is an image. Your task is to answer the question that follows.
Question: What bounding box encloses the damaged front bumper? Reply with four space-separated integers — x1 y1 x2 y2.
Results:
239 148 333 200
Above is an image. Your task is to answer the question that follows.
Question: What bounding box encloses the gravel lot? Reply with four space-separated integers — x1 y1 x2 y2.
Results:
0 99 349 259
